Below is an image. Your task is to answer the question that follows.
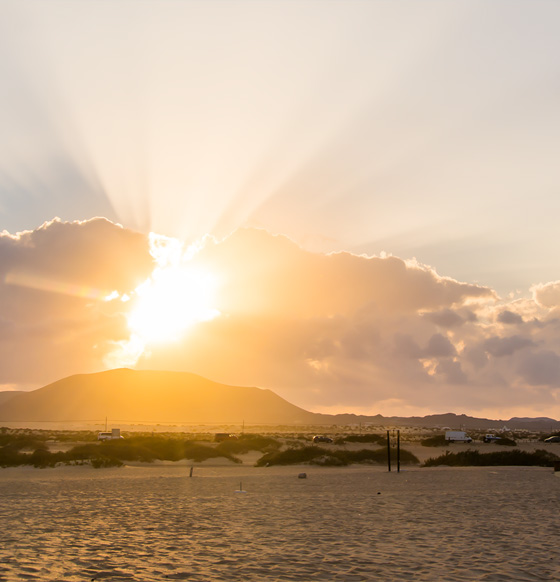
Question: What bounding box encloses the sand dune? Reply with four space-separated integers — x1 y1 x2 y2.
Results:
0 460 558 581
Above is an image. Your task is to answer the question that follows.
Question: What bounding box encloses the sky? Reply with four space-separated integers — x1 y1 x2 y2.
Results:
1 0 560 420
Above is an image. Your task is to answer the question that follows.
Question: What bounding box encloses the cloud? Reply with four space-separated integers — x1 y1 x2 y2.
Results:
518 350 560 386
532 281 560 308
424 333 457 358
423 308 468 328
0 218 153 384
435 359 467 384
497 310 524 325
483 335 535 358
2 222 560 419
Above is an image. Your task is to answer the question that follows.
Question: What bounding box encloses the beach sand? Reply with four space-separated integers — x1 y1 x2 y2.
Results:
0 455 559 581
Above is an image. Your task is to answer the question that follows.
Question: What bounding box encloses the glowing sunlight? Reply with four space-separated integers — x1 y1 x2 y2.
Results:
106 233 220 367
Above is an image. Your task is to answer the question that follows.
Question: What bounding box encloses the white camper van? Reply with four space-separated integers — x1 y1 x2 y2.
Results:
445 430 472 443
98 428 123 441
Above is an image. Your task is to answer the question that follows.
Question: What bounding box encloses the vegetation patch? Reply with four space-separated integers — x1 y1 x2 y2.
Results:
337 434 387 445
423 449 559 467
215 434 282 455
256 446 419 467
0 436 241 468
91 456 124 468
492 437 517 446
420 435 449 447
256 446 325 466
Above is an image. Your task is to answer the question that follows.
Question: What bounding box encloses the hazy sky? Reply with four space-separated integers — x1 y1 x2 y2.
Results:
1 1 560 419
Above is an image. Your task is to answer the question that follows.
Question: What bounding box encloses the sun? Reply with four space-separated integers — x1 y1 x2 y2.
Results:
128 266 219 344
126 233 220 345
103 233 221 370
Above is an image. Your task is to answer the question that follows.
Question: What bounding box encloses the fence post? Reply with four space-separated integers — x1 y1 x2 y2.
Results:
397 430 401 473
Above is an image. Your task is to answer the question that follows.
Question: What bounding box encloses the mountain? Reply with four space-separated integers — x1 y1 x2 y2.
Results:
0 369 559 430
0 391 24 406
0 369 318 425
319 412 560 431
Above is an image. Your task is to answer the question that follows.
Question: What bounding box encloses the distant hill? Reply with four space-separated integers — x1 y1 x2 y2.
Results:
0 369 318 425
0 391 24 406
321 412 560 431
0 369 558 430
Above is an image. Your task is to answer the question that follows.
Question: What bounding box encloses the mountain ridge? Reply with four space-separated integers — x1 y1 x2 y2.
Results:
0 369 559 431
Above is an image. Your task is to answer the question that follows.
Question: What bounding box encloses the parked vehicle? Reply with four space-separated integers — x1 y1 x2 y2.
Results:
483 434 501 443
444 430 472 443
313 435 333 443
98 428 124 441
544 436 560 443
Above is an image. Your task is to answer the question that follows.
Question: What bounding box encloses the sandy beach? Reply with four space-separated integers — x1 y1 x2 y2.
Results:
1 455 559 581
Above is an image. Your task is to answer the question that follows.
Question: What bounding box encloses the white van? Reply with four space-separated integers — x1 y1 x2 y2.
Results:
445 430 472 443
97 428 123 441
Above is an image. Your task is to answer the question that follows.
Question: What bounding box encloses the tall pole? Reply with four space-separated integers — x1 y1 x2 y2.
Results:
386 430 391 472
397 429 401 473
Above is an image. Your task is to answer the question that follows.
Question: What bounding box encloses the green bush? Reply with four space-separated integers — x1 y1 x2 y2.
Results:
256 446 325 466
0 437 242 468
184 442 240 463
421 435 449 447
30 448 55 468
216 435 281 455
494 437 517 446
339 434 387 445
256 446 419 467
310 454 347 466
101 439 156 462
0 446 25 467
423 449 559 467
0 433 46 451
338 448 419 465
65 443 103 461
91 455 123 468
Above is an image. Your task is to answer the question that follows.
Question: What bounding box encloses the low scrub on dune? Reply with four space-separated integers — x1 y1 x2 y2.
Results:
336 434 387 445
95 438 241 464
256 446 325 466
215 434 282 455
256 446 419 467
421 435 449 447
0 437 241 468
423 449 560 467
0 446 67 468
0 433 47 451
90 456 124 468
492 437 517 446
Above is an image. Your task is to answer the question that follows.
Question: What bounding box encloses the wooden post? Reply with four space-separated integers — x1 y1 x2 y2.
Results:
387 430 391 472
397 429 401 473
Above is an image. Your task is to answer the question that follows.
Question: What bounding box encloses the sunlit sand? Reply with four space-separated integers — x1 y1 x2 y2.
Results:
1 446 558 581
